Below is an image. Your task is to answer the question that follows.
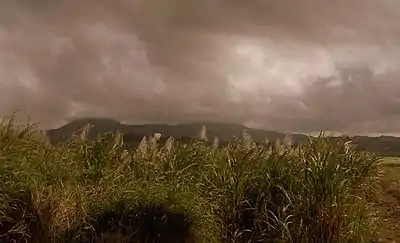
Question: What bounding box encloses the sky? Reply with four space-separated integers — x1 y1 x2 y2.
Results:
1 0 400 135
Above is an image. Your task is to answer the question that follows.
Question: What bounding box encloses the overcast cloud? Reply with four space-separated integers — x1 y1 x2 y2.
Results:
1 0 400 135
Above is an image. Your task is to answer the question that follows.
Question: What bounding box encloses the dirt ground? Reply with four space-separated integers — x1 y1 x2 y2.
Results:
376 163 400 243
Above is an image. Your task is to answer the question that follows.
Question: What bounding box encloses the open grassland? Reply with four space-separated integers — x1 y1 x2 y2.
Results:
381 157 400 167
0 119 384 243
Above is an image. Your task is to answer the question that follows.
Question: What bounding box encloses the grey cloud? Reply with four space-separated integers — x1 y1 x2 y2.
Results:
1 0 400 134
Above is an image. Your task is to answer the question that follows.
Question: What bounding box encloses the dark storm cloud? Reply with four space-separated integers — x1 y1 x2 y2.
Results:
1 0 400 134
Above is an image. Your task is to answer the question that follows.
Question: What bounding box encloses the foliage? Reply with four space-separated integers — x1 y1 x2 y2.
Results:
0 118 381 242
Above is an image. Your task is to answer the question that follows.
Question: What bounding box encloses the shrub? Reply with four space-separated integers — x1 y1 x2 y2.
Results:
0 119 380 242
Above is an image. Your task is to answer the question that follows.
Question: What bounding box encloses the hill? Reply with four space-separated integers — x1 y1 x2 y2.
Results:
46 118 400 156
46 117 308 143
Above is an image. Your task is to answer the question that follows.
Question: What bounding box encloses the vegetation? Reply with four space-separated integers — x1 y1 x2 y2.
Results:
0 117 382 242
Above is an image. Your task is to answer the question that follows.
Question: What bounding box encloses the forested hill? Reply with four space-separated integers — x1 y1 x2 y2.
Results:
46 118 400 156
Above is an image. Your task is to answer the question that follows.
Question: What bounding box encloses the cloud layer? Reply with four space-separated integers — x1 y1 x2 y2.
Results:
1 0 400 134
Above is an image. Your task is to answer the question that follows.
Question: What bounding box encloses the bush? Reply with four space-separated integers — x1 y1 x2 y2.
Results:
0 119 380 242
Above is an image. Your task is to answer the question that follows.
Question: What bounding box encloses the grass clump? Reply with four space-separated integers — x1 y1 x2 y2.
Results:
0 118 381 242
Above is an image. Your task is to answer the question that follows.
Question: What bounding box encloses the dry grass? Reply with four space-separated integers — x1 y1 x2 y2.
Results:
375 159 400 243
0 118 382 242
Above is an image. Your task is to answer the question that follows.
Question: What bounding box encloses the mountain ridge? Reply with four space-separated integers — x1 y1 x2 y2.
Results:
46 118 400 156
46 118 300 142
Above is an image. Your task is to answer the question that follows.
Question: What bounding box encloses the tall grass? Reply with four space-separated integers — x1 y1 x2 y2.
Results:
0 119 380 242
